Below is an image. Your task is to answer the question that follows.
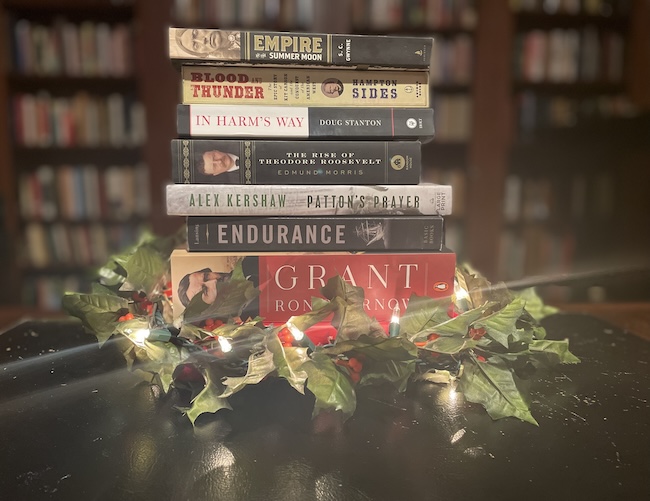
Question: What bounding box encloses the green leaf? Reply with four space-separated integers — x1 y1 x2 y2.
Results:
474 298 525 348
286 296 342 333
321 276 386 341
530 339 580 365
408 306 485 343
221 348 276 397
424 336 477 354
185 354 233 425
459 356 538 425
400 293 451 337
303 352 356 418
62 292 129 345
265 333 309 394
184 262 260 323
114 244 168 298
323 336 417 392
144 341 189 392
515 288 559 321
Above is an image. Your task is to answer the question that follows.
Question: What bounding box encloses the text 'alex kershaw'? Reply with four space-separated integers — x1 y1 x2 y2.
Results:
187 193 420 209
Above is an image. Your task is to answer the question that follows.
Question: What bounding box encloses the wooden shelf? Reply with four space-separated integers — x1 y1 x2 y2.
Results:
514 12 629 31
12 146 142 165
8 75 136 93
513 81 625 95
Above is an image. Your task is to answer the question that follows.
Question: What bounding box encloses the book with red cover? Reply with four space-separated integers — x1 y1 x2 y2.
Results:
170 248 455 344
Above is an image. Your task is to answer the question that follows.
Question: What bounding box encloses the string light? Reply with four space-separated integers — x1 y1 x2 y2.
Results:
217 336 233 353
389 305 401 337
286 319 315 350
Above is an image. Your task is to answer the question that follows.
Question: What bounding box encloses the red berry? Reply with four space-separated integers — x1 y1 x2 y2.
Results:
469 327 486 341
447 303 459 318
348 357 363 373
427 333 440 341
477 355 487 363
349 371 361 384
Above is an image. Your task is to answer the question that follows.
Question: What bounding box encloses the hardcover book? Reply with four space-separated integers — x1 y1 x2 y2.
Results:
177 104 435 142
186 215 445 252
168 28 433 69
171 138 421 185
170 249 456 342
166 183 453 216
181 65 429 107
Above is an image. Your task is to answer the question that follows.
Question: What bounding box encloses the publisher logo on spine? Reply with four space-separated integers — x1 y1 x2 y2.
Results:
390 155 406 171
406 118 417 129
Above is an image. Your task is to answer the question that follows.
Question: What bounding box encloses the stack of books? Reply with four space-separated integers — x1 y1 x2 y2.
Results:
164 27 455 342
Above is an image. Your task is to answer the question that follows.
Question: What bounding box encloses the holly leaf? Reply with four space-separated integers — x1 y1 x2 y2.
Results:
322 336 417 392
184 261 260 323
529 339 580 365
303 352 356 418
474 298 525 348
113 244 168 298
185 354 233 425
221 348 276 397
320 276 385 341
143 340 190 392
286 296 343 333
515 288 559 321
458 356 538 425
400 293 451 337
265 333 309 394
457 265 512 309
62 292 129 345
424 336 477 354
408 306 485 343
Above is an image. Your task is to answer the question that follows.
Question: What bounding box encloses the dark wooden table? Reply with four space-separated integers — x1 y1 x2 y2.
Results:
0 312 648 501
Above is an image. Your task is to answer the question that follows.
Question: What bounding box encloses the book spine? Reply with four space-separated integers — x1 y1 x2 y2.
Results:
171 138 421 185
168 28 432 69
177 104 434 141
187 215 445 252
170 249 456 342
181 65 429 107
166 183 452 216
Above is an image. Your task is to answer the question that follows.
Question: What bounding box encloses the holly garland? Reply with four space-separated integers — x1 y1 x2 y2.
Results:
63 231 579 427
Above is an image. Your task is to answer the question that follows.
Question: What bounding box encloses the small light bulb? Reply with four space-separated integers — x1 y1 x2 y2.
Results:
133 329 151 347
389 305 401 337
217 336 233 353
285 320 304 341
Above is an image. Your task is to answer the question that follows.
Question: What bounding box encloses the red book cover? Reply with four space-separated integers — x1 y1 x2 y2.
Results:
170 249 455 343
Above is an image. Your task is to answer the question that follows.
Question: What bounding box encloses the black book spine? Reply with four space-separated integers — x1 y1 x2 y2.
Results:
172 139 421 185
176 105 434 142
187 216 445 252
169 29 433 69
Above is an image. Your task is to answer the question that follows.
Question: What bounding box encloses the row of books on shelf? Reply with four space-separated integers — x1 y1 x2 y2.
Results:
514 28 624 83
19 164 150 222
172 0 315 29
23 221 147 270
498 226 575 283
502 173 615 224
432 94 472 142
12 92 146 148
510 0 630 15
351 0 477 31
12 19 133 78
23 275 85 312
428 34 473 85
516 92 638 133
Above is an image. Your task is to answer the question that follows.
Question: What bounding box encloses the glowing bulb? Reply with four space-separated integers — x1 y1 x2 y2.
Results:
285 320 304 341
389 305 401 337
218 336 233 353
132 329 151 347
